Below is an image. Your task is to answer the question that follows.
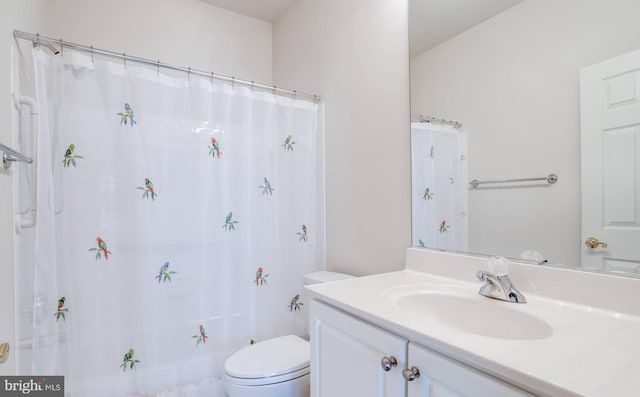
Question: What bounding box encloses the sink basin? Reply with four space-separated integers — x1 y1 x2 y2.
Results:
385 286 553 340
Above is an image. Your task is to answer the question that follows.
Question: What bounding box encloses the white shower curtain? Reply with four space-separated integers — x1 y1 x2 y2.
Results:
411 122 468 252
14 49 324 396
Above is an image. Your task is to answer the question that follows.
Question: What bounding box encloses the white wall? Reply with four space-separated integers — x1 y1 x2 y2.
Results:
1 0 272 375
273 0 411 276
410 0 640 266
44 0 273 83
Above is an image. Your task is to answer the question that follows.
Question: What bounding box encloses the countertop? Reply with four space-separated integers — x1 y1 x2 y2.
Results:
305 249 640 397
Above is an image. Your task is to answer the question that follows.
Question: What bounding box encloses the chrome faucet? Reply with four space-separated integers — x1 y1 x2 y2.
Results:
476 271 527 304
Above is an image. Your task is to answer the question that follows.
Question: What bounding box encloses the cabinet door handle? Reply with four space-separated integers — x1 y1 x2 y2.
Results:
380 356 398 371
402 366 420 381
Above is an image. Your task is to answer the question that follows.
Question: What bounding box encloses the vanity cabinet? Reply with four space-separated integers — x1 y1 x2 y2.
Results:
311 300 533 397
407 342 533 397
310 299 408 396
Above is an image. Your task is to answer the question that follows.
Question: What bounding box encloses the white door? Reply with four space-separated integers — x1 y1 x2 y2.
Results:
407 343 533 397
310 300 408 397
580 49 640 273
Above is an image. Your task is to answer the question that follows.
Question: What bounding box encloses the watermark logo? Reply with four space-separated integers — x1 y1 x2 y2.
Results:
0 376 63 396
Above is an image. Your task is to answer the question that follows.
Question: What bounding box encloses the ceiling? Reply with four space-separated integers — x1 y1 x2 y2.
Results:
200 0 525 57
199 0 295 22
409 0 524 57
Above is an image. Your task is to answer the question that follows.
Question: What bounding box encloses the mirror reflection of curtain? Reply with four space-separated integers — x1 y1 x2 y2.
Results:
411 122 468 252
14 49 324 396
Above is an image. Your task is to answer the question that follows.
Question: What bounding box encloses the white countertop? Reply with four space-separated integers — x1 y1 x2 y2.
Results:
306 249 640 397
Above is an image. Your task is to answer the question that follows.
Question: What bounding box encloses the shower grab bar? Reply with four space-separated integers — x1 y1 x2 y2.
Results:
470 173 558 188
12 95 39 233
1 142 32 169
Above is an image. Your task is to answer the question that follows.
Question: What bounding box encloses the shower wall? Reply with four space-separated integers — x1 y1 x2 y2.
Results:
1 0 274 375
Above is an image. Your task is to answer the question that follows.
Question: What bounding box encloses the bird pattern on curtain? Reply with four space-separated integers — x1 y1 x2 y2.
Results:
411 122 468 252
56 103 312 371
16 48 324 397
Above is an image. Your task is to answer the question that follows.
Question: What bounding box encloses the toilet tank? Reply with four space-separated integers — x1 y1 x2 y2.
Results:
303 271 353 285
300 271 353 339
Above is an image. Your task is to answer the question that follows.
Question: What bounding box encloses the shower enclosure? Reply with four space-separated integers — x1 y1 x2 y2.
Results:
12 37 324 396
411 121 468 252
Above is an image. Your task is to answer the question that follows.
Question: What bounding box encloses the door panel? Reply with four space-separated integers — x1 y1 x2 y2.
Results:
580 49 640 273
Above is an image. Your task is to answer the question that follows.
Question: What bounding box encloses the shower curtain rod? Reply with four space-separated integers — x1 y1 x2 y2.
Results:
414 114 462 129
13 30 320 102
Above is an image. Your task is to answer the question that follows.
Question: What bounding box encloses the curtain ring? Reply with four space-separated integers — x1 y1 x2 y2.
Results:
90 45 94 63
251 81 255 90
210 72 214 86
272 85 277 96
293 90 297 100
123 53 126 69
157 60 160 76
231 76 235 89
59 38 63 57
35 33 40 49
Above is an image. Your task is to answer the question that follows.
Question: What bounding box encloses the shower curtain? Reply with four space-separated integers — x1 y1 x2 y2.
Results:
14 48 324 396
411 122 468 252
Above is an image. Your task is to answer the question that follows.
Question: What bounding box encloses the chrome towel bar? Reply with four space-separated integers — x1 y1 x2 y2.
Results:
470 173 558 188
1 143 32 169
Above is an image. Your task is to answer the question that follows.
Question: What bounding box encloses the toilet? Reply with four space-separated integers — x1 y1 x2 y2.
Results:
223 271 354 397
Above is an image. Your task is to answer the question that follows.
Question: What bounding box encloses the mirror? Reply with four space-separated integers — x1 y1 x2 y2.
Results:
409 0 640 275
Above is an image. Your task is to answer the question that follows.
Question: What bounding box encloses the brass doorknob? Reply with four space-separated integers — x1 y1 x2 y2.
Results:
585 237 608 249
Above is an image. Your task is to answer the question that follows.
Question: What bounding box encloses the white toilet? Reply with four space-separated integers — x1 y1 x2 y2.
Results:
223 271 354 397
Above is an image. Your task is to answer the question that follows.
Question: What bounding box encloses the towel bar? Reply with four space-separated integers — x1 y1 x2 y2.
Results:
1 143 32 169
470 173 558 188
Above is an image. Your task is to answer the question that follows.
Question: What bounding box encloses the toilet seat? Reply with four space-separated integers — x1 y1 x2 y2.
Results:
225 365 309 386
224 335 310 386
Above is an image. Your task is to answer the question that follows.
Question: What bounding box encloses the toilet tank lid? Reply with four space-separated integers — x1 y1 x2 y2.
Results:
303 271 354 285
224 335 310 379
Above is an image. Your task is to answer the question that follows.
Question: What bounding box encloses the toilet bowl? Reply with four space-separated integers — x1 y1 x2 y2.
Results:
223 271 353 397
224 335 310 397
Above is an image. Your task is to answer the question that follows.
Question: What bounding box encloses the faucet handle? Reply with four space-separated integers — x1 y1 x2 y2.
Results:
476 269 527 304
487 256 509 276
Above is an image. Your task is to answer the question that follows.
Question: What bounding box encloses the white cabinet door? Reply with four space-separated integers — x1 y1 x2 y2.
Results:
407 343 534 397
310 300 408 397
